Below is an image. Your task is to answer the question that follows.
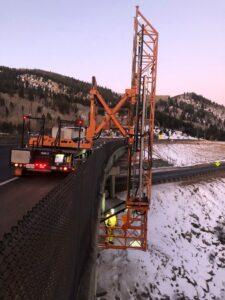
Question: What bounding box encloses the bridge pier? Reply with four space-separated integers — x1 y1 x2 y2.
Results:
101 192 106 213
109 166 120 199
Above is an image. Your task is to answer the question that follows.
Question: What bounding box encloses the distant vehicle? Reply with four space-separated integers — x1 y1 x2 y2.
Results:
10 116 91 176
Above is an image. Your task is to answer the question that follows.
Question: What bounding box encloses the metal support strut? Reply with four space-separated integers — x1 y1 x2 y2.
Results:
97 6 158 250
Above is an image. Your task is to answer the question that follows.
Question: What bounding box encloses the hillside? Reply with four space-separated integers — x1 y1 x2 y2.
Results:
156 93 225 140
1 66 225 141
0 66 120 132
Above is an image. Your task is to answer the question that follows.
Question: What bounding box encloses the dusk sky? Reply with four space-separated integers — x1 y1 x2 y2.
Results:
1 0 225 104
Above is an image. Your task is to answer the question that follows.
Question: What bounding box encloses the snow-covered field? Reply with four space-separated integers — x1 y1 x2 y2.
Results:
97 179 225 300
153 142 225 167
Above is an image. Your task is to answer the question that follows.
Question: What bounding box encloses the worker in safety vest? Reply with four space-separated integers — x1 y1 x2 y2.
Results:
105 208 117 244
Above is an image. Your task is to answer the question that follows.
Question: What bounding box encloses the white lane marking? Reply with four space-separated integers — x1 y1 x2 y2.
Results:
0 177 19 186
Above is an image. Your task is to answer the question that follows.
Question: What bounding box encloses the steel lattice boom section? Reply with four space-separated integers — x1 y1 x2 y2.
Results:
130 6 158 202
89 7 158 250
125 7 158 250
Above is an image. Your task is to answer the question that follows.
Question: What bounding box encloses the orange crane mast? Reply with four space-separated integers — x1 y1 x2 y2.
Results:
86 6 158 250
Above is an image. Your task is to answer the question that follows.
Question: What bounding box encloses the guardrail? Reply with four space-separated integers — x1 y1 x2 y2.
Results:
107 163 225 193
0 139 126 300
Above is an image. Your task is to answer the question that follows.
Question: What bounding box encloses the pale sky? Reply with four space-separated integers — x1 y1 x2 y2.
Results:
0 0 225 104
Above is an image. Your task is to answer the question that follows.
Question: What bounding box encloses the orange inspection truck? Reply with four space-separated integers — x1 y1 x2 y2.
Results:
11 116 91 176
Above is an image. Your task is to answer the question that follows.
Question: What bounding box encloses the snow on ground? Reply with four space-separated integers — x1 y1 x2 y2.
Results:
153 142 225 167
97 179 225 300
154 128 197 141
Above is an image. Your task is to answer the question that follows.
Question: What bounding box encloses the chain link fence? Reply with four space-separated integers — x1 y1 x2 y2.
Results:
0 140 125 300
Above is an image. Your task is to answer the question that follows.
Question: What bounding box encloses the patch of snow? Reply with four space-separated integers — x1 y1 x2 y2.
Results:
154 127 197 140
153 142 225 167
97 179 225 299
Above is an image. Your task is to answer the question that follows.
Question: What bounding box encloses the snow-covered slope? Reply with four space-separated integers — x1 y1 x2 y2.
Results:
153 141 225 167
154 128 197 140
156 93 225 141
174 93 225 122
97 180 225 299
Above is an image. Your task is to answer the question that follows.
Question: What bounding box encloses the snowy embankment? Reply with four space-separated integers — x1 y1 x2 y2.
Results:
97 180 225 299
153 142 225 167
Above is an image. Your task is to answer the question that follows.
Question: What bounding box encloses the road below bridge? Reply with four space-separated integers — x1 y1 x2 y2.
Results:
106 161 225 192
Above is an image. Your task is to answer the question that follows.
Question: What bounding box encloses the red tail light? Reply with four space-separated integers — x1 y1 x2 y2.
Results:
35 162 48 169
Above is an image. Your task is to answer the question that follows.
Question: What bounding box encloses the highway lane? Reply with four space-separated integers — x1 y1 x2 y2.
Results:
106 162 225 192
0 172 67 240
0 138 112 183
0 141 69 240
0 139 109 240
152 163 225 183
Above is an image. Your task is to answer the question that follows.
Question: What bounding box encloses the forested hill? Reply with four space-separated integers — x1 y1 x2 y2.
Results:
0 66 120 132
156 93 225 140
1 66 225 141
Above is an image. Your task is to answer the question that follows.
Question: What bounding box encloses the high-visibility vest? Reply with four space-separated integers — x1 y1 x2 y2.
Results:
105 213 117 227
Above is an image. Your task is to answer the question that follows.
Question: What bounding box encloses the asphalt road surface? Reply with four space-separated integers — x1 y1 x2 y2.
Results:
0 139 111 240
0 145 68 240
107 162 225 192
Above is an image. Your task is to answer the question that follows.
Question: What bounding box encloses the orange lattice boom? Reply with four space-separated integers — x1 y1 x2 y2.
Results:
90 6 158 250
